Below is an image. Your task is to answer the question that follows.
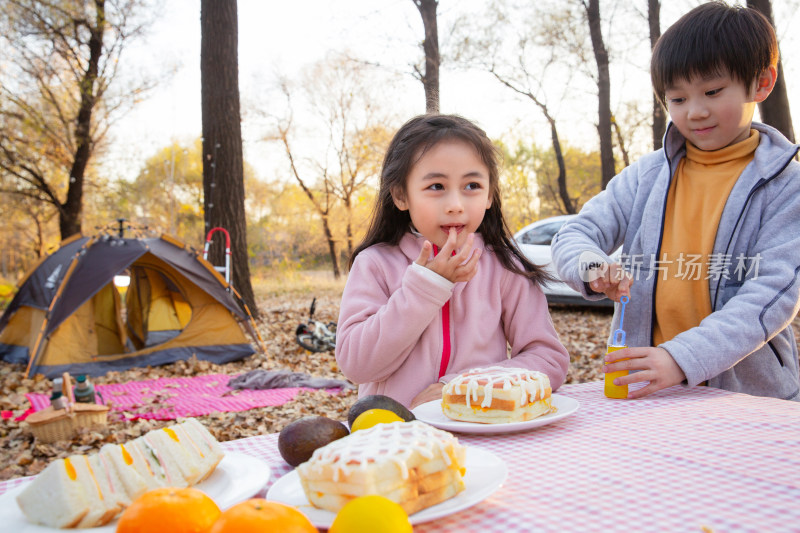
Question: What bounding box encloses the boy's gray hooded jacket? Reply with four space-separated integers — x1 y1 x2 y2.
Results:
551 122 800 400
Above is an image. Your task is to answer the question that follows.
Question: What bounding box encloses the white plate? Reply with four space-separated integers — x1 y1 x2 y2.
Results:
267 447 506 527
411 393 580 434
0 452 271 532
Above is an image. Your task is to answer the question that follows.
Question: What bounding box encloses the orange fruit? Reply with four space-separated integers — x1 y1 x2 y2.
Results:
116 487 221 533
209 499 317 533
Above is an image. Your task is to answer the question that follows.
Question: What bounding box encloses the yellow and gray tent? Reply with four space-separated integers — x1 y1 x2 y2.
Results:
0 232 262 378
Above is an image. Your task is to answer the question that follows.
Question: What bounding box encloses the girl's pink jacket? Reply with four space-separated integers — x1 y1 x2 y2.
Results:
336 232 570 407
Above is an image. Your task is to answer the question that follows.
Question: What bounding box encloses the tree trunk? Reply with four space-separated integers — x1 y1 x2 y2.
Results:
200 0 259 318
413 0 440 114
648 0 666 150
344 197 354 267
612 116 631 168
276 123 342 279
746 0 795 143
550 121 575 215
489 71 575 214
322 215 341 279
35 214 45 258
585 0 615 189
59 0 106 239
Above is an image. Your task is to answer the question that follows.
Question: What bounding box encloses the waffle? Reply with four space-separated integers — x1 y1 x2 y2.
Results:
442 366 554 423
296 421 466 515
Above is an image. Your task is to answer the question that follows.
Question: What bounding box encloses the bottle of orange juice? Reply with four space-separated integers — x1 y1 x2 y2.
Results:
604 295 629 399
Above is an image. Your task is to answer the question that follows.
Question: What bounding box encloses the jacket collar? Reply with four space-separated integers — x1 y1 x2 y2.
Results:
662 120 800 187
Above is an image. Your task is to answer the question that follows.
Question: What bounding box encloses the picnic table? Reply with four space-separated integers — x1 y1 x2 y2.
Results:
2 380 799 532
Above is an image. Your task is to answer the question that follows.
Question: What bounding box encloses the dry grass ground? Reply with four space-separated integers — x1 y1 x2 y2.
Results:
2 269 795 482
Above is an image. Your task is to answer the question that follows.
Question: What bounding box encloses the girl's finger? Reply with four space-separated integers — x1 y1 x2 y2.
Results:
466 247 482 267
455 233 476 260
415 241 432 266
439 227 458 257
457 249 481 281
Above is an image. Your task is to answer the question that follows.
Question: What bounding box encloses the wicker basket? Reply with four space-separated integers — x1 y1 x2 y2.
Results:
26 372 109 443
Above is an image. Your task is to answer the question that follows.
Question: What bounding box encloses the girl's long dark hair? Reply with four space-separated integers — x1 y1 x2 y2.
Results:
350 114 553 286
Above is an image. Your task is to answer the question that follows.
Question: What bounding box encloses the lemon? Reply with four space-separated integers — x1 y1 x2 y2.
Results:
329 495 412 533
350 408 403 432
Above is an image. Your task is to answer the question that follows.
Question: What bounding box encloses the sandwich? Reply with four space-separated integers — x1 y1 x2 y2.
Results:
70 454 122 528
17 418 225 528
15 457 91 529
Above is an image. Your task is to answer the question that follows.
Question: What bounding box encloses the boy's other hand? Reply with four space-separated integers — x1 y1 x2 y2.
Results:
410 382 444 409
588 262 632 302
416 230 481 283
604 347 686 398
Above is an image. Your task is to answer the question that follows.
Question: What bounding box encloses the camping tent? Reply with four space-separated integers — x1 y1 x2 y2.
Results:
0 230 262 378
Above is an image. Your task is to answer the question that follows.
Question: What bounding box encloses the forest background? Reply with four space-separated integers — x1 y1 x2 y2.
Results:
1 0 797 307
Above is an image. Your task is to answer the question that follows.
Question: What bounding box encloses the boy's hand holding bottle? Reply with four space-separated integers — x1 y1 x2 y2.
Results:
604 346 687 399
589 263 686 398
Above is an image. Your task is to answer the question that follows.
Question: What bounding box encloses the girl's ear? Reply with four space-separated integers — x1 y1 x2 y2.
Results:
391 186 409 211
485 188 496 210
754 65 777 103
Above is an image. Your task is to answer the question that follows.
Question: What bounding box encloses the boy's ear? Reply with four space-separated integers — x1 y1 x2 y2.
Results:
754 65 778 103
391 187 409 211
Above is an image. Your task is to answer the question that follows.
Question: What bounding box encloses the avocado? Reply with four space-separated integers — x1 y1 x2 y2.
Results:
278 416 350 467
347 394 416 428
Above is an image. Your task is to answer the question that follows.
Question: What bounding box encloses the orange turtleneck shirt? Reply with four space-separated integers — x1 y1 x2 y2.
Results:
653 130 760 346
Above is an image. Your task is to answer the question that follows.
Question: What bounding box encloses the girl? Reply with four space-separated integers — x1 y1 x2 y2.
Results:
336 115 569 408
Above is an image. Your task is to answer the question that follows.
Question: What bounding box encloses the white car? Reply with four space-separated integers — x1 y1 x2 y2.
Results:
514 215 614 307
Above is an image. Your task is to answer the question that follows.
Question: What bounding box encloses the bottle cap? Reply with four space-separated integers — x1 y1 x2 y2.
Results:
51 395 68 410
50 391 63 400
76 375 87 383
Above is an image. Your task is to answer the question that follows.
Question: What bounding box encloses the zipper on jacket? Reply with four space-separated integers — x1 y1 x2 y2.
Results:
432 245 452 379
649 141 676 347
439 300 451 378
711 149 799 310
768 340 785 367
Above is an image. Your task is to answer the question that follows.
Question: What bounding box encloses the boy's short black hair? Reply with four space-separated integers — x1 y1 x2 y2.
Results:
651 1 778 107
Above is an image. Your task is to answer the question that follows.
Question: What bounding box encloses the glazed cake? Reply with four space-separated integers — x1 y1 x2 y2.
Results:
296 420 466 515
442 366 554 424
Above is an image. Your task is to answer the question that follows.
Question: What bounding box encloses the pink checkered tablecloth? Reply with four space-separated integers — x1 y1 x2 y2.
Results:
3 380 799 532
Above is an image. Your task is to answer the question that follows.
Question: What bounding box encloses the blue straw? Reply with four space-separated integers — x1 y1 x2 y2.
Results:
612 295 629 346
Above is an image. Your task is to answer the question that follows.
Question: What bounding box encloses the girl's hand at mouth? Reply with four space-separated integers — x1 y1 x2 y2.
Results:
415 228 481 283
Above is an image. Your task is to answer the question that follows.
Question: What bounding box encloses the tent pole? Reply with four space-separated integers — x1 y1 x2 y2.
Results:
25 237 95 377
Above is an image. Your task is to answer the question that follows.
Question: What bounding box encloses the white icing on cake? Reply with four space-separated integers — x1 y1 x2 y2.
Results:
443 366 550 408
304 421 460 482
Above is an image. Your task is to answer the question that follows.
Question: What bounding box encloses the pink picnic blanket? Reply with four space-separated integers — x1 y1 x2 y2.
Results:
25 374 339 421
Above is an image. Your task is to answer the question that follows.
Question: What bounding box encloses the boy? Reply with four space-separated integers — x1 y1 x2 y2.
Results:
551 2 800 400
